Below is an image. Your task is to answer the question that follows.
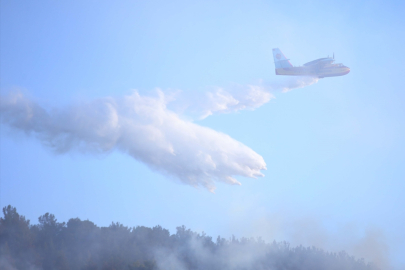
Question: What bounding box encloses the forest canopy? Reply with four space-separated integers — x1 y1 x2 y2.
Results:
0 205 379 270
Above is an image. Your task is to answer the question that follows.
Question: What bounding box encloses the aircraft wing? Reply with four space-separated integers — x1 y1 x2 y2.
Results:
303 58 334 68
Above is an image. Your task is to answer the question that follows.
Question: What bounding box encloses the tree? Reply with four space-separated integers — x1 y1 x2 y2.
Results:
33 212 66 270
0 206 381 270
0 205 36 269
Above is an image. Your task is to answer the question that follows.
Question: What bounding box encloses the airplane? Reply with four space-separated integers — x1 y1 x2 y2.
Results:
272 48 350 78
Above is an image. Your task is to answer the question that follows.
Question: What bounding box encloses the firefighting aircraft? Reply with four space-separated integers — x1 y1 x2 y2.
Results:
272 48 350 78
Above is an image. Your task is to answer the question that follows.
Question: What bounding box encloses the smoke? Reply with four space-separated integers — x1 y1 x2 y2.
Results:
0 77 317 191
351 229 390 270
246 215 391 269
0 257 17 270
154 249 188 270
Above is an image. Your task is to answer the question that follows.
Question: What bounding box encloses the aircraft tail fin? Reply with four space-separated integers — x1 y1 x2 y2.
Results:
272 48 293 68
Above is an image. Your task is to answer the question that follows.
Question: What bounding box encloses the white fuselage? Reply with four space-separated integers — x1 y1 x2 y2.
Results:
275 63 350 78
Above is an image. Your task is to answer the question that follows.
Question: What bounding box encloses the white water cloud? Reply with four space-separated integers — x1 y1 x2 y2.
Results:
169 76 318 119
0 91 266 192
267 76 319 93
0 77 317 191
171 84 274 119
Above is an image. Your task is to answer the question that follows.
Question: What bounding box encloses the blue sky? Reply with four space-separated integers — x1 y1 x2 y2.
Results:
1 0 405 269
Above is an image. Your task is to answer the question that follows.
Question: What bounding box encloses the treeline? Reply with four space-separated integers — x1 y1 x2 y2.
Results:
0 205 379 270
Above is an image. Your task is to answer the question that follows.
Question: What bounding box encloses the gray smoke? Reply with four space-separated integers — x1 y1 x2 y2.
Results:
243 214 391 269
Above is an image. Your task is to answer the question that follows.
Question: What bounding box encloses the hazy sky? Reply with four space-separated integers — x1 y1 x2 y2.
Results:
1 1 404 269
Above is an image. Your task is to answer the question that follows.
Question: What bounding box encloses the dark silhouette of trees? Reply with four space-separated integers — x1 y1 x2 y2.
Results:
0 205 380 270
0 205 35 269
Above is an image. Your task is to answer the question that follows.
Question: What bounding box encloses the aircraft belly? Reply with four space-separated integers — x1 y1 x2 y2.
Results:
276 67 350 77
275 68 314 76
